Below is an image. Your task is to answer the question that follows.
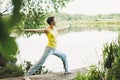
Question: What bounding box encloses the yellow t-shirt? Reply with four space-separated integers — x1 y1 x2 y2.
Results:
46 28 59 49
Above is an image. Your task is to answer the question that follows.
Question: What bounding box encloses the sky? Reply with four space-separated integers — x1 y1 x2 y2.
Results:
61 0 120 15
0 0 120 15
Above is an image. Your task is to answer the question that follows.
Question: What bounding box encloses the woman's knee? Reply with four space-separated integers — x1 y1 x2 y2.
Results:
62 54 67 60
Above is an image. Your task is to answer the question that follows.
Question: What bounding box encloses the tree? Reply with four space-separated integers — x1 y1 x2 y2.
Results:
0 0 22 57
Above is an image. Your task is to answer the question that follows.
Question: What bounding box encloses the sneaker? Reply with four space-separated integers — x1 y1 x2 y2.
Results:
64 72 71 75
23 76 31 80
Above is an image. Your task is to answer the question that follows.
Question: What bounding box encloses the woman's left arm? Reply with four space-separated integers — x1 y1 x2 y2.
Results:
56 26 70 32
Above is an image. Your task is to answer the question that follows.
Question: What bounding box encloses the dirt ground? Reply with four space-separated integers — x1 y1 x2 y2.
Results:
0 68 88 80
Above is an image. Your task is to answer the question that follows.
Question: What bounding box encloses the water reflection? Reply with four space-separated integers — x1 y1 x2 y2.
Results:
59 25 120 34
16 30 118 72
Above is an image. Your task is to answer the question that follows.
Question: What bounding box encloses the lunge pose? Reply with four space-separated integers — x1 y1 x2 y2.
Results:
23 16 71 80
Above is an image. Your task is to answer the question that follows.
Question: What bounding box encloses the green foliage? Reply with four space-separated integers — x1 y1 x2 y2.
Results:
87 66 103 80
74 38 120 80
0 54 7 67
0 0 22 57
0 64 24 78
103 39 120 80
24 61 50 75
74 72 88 80
0 53 24 78
74 66 104 80
54 13 120 22
103 42 118 69
0 37 18 57
19 0 73 37
112 62 120 79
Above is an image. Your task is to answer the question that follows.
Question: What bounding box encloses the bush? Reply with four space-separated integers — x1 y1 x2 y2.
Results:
74 38 120 80
0 53 24 78
0 52 49 78
0 64 24 78
74 66 104 80
74 72 88 80
103 39 120 80
87 66 104 80
0 54 7 67
24 61 50 75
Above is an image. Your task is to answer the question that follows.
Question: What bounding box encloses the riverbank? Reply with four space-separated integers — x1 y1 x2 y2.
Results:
0 68 88 80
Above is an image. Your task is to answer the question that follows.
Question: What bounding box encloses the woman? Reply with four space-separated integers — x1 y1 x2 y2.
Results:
23 16 71 80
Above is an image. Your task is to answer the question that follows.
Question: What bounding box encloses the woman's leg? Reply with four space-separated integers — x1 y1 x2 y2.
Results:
26 47 54 76
53 49 69 73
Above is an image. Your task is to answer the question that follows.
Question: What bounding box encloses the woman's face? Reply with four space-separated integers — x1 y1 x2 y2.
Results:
51 19 56 26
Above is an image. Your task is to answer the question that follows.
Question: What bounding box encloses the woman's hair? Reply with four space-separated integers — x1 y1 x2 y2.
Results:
47 16 54 25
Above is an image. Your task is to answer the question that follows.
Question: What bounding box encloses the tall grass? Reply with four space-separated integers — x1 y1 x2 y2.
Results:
74 38 120 80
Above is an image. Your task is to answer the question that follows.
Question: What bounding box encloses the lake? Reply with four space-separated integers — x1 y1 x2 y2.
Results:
16 30 118 72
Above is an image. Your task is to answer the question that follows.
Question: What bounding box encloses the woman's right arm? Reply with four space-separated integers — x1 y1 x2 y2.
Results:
21 28 48 33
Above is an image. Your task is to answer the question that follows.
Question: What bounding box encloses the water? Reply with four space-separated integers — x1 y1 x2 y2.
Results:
16 30 118 72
